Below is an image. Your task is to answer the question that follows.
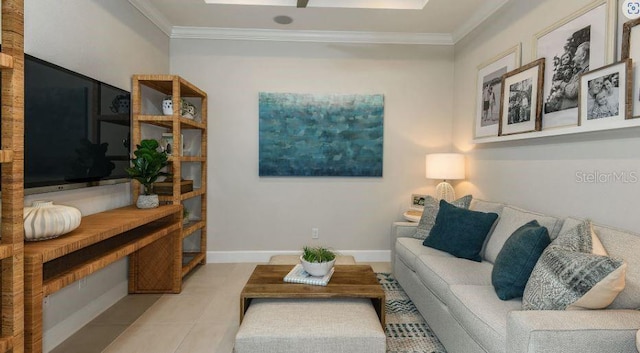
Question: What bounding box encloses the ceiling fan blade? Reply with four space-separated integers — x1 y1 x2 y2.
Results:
297 0 309 8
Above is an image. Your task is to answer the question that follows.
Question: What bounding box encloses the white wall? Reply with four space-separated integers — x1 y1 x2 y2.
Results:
170 39 454 259
24 1 169 351
452 0 640 232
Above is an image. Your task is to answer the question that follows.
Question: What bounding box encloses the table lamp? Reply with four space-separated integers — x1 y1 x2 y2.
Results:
425 153 465 202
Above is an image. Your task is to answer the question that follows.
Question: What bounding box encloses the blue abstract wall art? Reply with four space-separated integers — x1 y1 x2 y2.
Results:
259 93 384 177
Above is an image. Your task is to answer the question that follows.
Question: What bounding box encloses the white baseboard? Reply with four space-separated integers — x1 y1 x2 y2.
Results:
207 250 391 263
43 280 128 353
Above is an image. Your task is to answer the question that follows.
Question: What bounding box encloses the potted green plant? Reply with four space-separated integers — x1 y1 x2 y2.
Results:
300 246 337 277
125 139 170 208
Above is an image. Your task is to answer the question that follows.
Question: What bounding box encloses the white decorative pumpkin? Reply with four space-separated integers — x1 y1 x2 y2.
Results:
23 201 82 241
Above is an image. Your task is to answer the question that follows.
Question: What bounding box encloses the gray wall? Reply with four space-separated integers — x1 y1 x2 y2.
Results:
452 0 640 232
24 1 169 351
170 39 455 260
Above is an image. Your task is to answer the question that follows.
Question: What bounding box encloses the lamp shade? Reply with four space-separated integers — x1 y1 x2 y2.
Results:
425 153 465 180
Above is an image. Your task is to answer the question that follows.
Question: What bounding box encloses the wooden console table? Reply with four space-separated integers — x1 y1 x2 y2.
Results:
24 205 182 353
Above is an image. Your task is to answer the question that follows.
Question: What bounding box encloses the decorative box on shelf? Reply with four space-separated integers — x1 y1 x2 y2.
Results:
154 179 194 195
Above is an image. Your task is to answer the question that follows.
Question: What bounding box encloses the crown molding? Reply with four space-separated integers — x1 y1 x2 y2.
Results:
130 0 512 45
171 26 454 45
128 0 173 37
452 0 512 43
203 0 429 10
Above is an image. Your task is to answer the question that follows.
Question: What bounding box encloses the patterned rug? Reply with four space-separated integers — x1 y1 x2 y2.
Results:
377 273 447 353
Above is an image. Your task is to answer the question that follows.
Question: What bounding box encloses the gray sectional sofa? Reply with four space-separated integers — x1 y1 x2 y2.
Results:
391 199 640 353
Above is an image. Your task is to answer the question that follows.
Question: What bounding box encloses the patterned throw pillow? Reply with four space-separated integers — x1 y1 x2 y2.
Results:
522 220 626 310
414 195 472 240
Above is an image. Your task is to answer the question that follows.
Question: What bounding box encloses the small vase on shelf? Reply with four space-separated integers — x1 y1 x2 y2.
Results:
162 96 174 116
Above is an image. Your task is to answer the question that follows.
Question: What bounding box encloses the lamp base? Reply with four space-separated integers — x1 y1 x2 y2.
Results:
435 181 455 203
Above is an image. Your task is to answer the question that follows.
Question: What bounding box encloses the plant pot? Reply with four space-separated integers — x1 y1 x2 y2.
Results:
136 194 159 209
300 256 336 277
23 200 82 241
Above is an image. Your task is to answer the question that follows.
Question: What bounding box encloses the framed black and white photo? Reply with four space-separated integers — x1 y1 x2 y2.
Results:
622 18 640 118
499 58 545 136
579 59 632 126
411 194 427 209
474 44 521 138
534 0 614 129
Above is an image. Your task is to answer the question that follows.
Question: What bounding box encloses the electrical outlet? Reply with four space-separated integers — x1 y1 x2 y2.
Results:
311 228 319 239
43 296 50 307
78 278 87 289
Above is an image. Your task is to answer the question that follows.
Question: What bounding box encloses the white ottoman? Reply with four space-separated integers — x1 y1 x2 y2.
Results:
234 298 386 353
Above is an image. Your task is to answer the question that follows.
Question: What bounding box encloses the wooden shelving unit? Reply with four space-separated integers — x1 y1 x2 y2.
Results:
0 1 25 352
131 75 208 280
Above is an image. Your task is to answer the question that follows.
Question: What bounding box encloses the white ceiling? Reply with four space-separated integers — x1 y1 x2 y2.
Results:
129 0 512 44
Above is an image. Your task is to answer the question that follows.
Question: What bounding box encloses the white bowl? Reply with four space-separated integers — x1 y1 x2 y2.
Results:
300 256 336 277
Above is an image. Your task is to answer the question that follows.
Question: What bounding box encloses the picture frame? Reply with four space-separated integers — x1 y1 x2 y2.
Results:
617 0 639 59
617 0 628 58
622 18 640 118
499 58 545 136
533 0 614 130
160 133 184 156
160 133 174 155
474 44 522 138
411 194 427 209
578 59 632 126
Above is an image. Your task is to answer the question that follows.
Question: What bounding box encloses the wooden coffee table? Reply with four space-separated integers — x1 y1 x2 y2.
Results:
240 264 385 326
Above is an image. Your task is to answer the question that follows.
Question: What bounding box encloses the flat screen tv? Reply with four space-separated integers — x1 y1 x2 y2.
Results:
23 55 131 194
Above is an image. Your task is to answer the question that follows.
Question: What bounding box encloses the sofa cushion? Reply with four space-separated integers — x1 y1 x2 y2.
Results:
448 285 521 353
484 206 562 264
395 237 453 272
423 200 498 262
523 220 625 310
470 199 506 259
561 217 640 310
413 254 493 305
414 195 472 239
469 199 505 215
492 220 550 300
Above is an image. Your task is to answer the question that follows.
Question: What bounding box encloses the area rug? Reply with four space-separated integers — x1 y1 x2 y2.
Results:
377 273 447 353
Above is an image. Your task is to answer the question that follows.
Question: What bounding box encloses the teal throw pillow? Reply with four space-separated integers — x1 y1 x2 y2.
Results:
414 195 472 240
491 220 550 300
423 200 498 262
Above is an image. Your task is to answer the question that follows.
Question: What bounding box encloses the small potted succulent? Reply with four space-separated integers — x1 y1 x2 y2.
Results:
300 246 337 277
125 139 170 209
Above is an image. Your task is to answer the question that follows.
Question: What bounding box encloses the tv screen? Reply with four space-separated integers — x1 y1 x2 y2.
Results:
23 55 131 194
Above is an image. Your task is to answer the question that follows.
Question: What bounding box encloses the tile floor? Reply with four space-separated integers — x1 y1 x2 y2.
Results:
51 262 391 353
